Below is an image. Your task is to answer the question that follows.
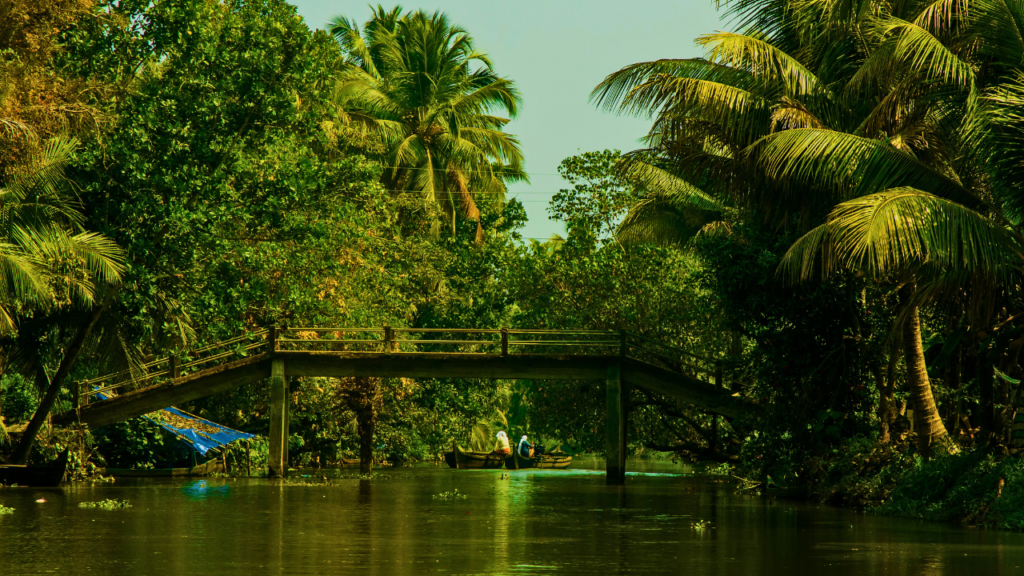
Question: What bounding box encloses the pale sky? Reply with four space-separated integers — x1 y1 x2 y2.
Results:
289 0 726 239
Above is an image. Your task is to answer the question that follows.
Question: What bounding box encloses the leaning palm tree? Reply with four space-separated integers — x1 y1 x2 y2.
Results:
328 7 527 239
0 136 125 463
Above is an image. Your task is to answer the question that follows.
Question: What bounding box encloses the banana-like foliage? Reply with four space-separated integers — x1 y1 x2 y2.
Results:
0 136 125 334
328 8 526 236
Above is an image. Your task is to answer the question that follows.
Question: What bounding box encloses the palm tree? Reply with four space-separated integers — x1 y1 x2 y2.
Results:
0 135 126 462
0 136 125 335
591 0 1024 454
328 7 527 239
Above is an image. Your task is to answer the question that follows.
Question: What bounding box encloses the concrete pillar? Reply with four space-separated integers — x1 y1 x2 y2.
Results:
606 361 626 485
269 358 289 477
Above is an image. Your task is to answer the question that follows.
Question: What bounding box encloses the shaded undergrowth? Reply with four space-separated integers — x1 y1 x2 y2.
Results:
807 437 1024 530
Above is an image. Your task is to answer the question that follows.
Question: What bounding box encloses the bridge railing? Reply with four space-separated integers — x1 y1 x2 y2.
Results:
75 329 270 407
275 327 623 356
624 333 732 389
276 328 385 352
73 327 737 405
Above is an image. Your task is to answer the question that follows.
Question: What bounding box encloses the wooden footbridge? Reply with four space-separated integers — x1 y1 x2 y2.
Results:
56 327 749 484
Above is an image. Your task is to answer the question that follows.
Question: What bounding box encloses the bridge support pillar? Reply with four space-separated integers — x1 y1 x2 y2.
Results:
606 360 626 485
269 358 289 477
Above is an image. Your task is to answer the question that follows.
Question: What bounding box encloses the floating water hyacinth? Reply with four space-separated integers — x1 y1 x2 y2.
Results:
433 489 468 501
78 499 131 510
0 505 13 515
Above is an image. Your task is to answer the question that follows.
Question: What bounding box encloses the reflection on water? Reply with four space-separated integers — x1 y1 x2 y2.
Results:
181 480 231 500
2 457 1024 575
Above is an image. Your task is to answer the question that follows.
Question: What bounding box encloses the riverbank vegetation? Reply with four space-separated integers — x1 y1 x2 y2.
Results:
3 0 1024 530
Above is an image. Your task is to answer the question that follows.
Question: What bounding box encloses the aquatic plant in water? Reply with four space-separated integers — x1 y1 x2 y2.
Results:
78 499 131 510
0 505 13 515
433 489 468 501
282 477 333 486
691 519 712 530
336 472 407 480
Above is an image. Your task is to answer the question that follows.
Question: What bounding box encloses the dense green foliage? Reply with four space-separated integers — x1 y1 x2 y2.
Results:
5 0 1024 531
594 0 1024 479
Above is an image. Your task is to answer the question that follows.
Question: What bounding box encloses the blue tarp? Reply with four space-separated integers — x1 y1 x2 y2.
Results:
96 392 256 456
144 407 256 456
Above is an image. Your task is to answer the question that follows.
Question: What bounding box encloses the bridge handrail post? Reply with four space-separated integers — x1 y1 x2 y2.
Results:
714 360 723 389
269 326 279 353
169 355 181 379
383 326 394 353
619 330 628 359
501 327 509 356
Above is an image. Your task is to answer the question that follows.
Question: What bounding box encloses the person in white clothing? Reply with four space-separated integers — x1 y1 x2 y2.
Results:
517 435 534 458
493 431 510 455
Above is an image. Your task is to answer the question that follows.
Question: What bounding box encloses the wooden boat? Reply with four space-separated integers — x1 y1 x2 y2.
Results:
505 450 572 470
339 458 392 468
101 456 224 478
0 450 69 487
443 447 506 469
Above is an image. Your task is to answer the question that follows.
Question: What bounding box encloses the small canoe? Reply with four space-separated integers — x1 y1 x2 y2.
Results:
443 447 505 469
505 451 572 470
339 459 392 468
101 457 224 478
0 450 69 487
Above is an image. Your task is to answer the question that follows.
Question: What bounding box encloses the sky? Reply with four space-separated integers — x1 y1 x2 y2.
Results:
289 0 728 240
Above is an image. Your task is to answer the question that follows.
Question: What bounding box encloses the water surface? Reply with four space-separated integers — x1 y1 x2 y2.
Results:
2 458 1023 575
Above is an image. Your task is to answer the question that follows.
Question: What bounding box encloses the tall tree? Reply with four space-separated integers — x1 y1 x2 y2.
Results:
329 7 527 239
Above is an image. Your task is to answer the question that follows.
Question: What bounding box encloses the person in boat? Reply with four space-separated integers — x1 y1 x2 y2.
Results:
518 435 534 458
493 431 511 456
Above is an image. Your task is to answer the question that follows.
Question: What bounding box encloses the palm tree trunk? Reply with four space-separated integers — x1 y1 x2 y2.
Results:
12 306 104 464
903 303 948 456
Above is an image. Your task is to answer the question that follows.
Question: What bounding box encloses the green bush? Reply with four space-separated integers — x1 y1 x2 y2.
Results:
0 373 39 424
876 448 1024 529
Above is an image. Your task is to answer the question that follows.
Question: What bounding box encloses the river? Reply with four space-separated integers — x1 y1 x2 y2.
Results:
2 457 1023 575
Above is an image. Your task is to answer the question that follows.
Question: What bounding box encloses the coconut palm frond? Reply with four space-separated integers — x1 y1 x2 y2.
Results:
881 16 976 88
697 31 822 97
750 128 980 209
590 58 760 117
780 187 1023 282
